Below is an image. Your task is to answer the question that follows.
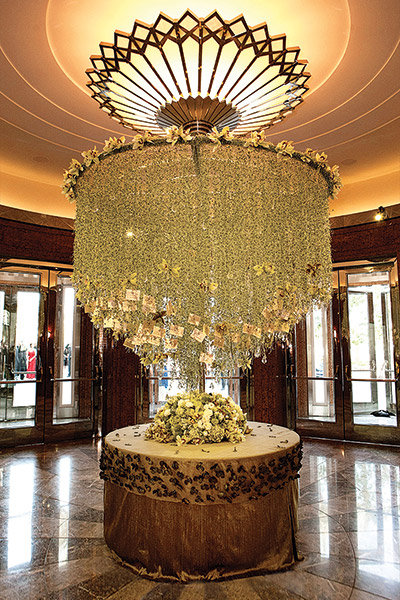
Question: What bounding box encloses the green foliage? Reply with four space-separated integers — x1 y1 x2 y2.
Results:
64 131 341 388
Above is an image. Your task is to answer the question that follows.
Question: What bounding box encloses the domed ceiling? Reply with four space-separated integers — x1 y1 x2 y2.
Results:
0 0 399 218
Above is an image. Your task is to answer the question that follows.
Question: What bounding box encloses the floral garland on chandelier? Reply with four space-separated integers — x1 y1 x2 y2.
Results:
63 126 341 387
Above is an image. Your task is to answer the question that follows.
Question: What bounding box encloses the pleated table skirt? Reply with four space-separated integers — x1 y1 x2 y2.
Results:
104 478 300 582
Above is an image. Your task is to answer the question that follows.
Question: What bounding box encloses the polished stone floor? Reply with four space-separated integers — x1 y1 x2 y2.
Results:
0 437 398 600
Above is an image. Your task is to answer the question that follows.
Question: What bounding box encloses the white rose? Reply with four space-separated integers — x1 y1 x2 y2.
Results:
203 408 213 419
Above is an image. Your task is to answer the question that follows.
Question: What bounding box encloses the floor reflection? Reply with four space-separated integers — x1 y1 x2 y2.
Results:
58 456 71 563
0 438 398 600
7 461 34 568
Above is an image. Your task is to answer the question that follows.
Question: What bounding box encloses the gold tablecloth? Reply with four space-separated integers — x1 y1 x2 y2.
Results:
101 421 302 581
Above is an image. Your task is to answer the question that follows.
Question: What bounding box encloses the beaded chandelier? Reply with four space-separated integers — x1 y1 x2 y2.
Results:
64 11 340 388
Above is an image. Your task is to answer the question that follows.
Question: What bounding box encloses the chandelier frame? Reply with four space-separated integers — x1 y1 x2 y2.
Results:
86 10 311 134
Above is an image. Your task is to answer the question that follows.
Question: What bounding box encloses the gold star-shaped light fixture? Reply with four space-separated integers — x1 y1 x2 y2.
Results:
86 10 310 135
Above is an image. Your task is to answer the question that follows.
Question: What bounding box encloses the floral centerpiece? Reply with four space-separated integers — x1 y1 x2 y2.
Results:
145 391 248 445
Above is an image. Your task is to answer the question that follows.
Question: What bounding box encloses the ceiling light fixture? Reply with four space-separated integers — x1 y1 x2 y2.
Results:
86 10 311 135
65 11 340 388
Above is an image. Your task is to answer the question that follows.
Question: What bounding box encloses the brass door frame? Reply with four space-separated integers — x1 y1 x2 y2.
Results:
0 267 45 446
0 261 98 447
292 259 400 445
340 261 399 444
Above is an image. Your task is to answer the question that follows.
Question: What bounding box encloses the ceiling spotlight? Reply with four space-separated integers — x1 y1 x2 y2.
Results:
374 206 388 221
86 10 311 135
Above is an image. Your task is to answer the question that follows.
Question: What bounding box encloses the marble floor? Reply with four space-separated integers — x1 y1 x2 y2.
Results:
0 438 398 600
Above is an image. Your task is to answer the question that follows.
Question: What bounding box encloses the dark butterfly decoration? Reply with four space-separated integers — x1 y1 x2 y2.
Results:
150 310 167 323
306 263 322 277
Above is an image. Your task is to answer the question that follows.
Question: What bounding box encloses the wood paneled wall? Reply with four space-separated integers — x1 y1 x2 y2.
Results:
253 346 287 425
101 334 141 435
0 217 74 264
331 216 400 263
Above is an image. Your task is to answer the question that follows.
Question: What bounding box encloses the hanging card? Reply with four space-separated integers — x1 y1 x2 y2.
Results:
165 338 178 350
191 328 206 343
126 289 141 301
152 325 165 338
142 294 156 313
170 324 184 337
242 323 253 335
188 313 201 326
199 352 214 365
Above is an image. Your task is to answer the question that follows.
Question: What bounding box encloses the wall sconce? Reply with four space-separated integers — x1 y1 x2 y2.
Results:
374 206 388 221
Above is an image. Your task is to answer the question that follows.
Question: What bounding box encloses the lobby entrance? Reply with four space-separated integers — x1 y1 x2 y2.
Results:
292 259 400 445
0 262 97 447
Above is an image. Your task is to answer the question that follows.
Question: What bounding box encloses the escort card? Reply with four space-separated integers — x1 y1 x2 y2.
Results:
242 323 253 335
152 325 165 338
170 324 184 337
191 328 206 343
126 289 140 301
165 338 178 350
262 307 271 320
199 352 214 365
213 335 225 348
142 294 156 313
188 313 201 326
142 321 154 333
123 338 136 350
166 301 176 316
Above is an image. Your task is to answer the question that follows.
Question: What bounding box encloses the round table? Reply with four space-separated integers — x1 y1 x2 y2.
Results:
100 421 302 582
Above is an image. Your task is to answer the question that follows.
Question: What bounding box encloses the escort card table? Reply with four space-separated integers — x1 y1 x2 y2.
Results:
100 421 302 581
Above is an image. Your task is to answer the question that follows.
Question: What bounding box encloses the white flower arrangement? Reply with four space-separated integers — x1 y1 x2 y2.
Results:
145 391 248 445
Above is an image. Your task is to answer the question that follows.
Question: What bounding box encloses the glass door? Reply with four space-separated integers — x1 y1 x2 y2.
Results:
45 272 95 443
0 263 96 447
293 269 343 439
0 271 44 445
342 265 399 443
293 260 400 444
